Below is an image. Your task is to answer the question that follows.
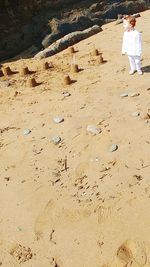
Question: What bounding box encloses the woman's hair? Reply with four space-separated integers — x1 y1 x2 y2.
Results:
123 15 136 27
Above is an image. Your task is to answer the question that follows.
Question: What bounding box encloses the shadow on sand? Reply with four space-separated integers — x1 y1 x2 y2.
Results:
142 65 150 73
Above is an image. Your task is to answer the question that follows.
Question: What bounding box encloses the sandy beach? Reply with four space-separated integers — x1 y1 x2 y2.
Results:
0 10 150 267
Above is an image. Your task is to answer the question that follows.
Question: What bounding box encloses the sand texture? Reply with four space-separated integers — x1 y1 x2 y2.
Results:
0 10 150 267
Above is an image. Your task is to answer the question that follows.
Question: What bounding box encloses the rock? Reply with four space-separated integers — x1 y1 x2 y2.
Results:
51 136 61 145
132 112 140 117
117 14 123 19
129 92 140 97
89 3 104 12
116 19 123 25
42 15 97 48
62 92 71 97
53 116 64 124
23 129 31 135
120 92 128 98
87 125 101 135
133 13 141 18
110 144 118 152
35 25 101 59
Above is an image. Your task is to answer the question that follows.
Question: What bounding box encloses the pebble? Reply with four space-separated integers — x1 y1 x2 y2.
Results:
131 111 140 117
23 129 31 135
110 144 118 152
120 93 128 98
129 92 140 97
90 157 100 162
62 92 71 97
51 136 61 145
87 125 101 135
53 116 64 124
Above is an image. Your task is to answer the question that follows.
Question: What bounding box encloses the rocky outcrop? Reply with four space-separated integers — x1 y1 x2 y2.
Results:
0 0 149 61
35 25 101 59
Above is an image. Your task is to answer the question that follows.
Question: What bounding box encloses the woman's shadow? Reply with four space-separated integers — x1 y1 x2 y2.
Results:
142 65 150 73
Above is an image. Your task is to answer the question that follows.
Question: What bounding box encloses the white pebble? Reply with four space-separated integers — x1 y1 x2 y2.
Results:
23 129 31 135
110 144 118 152
129 92 140 97
87 125 101 135
51 136 61 145
53 116 64 123
132 112 140 117
120 93 128 98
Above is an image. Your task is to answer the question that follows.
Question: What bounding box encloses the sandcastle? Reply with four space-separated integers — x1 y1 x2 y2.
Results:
0 69 4 77
68 46 75 54
71 64 79 73
42 62 50 70
20 67 30 76
27 78 39 87
92 48 99 56
96 53 104 64
3 66 13 76
64 75 72 85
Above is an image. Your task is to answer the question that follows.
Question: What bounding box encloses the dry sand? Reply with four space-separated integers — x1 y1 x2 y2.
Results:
0 10 150 267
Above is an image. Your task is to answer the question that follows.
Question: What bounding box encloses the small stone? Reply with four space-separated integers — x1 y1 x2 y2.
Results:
131 112 140 117
62 92 71 97
87 125 101 135
120 93 128 98
129 92 140 97
51 136 61 145
110 144 118 152
53 116 64 124
23 129 31 135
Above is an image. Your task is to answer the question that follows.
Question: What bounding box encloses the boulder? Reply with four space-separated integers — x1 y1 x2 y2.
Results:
35 25 102 59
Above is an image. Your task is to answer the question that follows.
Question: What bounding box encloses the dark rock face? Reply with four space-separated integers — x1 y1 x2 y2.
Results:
0 0 149 61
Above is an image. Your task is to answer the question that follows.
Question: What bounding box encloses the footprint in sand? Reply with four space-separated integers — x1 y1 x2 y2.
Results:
103 240 150 267
75 162 89 178
34 199 91 240
116 239 149 266
34 199 55 240
0 250 19 267
95 205 112 224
